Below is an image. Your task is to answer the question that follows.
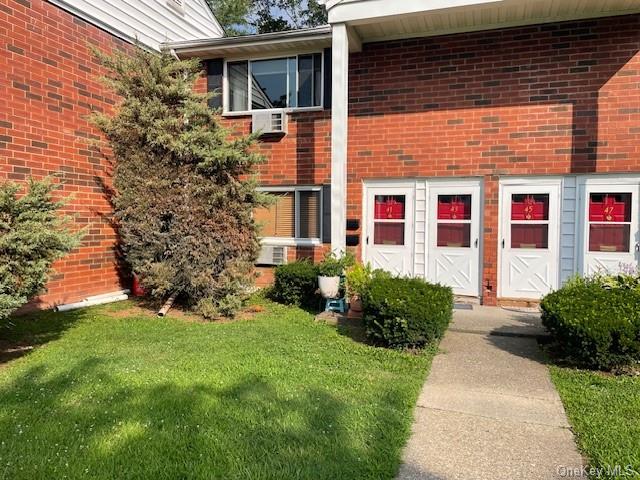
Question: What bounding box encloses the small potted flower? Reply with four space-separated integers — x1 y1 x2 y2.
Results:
345 262 373 313
317 252 355 299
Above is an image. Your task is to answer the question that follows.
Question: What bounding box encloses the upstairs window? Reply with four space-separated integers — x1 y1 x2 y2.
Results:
226 54 323 112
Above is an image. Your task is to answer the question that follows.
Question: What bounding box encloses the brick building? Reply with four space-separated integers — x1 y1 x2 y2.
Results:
170 0 640 305
4 0 640 308
0 0 222 308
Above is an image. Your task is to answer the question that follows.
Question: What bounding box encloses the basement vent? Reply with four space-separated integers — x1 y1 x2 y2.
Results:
252 110 287 135
256 245 287 266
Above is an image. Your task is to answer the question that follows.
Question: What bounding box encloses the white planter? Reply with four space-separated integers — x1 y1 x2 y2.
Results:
318 275 340 299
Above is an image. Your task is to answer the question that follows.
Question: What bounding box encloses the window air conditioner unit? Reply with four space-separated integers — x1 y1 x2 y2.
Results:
252 110 287 136
256 245 287 266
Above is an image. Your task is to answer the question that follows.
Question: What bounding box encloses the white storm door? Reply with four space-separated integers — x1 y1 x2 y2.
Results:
582 183 640 275
427 181 481 296
500 182 560 299
364 186 414 277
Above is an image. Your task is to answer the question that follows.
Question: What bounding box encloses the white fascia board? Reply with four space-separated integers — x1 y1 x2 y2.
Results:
164 26 332 57
326 0 504 24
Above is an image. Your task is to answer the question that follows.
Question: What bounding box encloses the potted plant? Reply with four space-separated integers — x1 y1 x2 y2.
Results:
317 252 355 299
345 263 373 312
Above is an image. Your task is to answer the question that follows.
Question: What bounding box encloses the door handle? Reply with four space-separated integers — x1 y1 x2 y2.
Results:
501 239 505 249
474 238 479 248
635 243 639 252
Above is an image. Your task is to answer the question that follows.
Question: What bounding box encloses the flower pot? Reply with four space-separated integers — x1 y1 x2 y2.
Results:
349 295 363 313
318 275 340 299
132 273 146 297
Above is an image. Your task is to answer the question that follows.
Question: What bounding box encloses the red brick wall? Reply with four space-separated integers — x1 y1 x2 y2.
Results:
346 14 640 304
214 110 332 287
5 3 639 307
0 0 130 309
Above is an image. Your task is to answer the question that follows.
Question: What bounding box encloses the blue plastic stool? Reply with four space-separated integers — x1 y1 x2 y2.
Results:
325 298 347 313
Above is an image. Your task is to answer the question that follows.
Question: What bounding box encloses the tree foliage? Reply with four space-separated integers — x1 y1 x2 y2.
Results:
91 47 267 318
0 178 81 320
209 0 327 35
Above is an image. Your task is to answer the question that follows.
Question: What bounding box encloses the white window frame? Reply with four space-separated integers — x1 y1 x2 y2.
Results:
223 52 324 116
257 186 323 247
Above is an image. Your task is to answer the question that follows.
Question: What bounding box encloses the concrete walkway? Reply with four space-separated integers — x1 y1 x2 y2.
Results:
397 306 584 480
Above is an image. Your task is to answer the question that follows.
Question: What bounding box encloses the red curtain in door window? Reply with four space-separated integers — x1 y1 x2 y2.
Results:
437 223 471 247
511 194 549 221
374 196 405 220
437 195 471 220
589 193 631 222
374 223 405 246
511 224 549 249
589 224 630 252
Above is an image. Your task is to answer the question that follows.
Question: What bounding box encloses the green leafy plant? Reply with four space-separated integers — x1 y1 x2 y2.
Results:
271 260 319 307
317 251 355 277
344 263 391 298
0 178 82 320
587 264 640 292
541 277 640 370
362 276 453 349
345 263 373 298
91 47 268 319
208 0 327 35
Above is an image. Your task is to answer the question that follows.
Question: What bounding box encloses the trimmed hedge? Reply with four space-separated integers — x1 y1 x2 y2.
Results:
541 279 640 370
362 276 453 349
271 261 319 308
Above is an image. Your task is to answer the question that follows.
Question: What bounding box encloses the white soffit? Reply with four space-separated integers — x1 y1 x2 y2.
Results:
325 0 640 43
164 26 333 58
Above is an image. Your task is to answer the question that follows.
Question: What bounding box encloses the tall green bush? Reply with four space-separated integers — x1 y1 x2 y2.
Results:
362 276 453 349
91 47 268 318
0 179 81 320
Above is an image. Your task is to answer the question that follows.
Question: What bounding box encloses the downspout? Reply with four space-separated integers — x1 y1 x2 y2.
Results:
55 290 130 312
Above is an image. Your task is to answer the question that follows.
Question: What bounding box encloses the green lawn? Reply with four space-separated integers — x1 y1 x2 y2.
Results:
550 367 640 478
0 299 433 480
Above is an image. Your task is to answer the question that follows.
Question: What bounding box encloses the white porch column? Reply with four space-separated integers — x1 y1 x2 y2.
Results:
330 23 349 253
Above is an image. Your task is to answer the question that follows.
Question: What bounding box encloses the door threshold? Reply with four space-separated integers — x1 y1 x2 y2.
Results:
454 295 480 305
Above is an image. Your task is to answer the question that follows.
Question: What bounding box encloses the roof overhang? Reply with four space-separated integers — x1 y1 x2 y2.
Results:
320 0 640 44
163 25 333 59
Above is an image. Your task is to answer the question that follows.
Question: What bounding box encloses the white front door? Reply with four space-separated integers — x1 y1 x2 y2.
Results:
500 181 561 299
582 182 640 275
427 180 481 296
364 185 414 277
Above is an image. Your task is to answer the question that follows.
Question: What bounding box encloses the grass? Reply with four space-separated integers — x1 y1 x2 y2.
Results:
0 299 434 479
550 366 640 478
